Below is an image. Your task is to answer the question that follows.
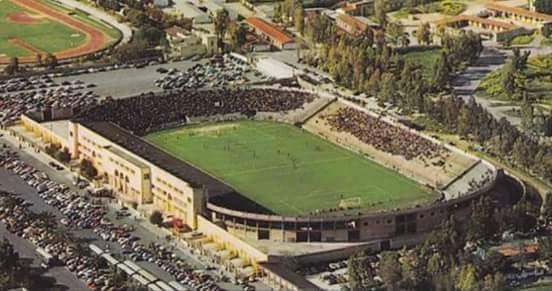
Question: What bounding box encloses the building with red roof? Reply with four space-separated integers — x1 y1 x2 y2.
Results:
245 17 296 50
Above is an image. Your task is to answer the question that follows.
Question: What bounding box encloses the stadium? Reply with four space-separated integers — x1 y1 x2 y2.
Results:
0 0 120 64
17 87 523 247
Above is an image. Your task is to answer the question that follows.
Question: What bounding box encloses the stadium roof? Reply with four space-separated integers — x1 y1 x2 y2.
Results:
80 121 235 197
245 17 294 45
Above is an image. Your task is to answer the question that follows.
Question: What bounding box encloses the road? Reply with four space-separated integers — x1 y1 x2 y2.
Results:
451 46 520 124
55 0 132 45
0 169 89 291
0 141 196 284
452 45 552 128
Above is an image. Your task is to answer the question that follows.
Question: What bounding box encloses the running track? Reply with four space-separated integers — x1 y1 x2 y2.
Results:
0 0 107 64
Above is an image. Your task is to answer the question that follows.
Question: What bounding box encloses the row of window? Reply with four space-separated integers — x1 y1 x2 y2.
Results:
108 156 136 176
155 177 187 196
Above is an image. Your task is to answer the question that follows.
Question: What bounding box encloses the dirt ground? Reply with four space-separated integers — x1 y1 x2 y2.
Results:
303 102 476 190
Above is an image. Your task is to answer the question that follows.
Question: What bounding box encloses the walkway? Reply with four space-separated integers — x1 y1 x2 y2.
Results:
54 0 132 44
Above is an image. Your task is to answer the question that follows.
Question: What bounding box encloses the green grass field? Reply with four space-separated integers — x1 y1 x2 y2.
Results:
402 47 442 79
0 0 85 57
41 0 121 42
146 121 435 216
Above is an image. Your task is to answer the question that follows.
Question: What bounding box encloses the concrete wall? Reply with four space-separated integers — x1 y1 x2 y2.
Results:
21 115 70 150
197 215 268 267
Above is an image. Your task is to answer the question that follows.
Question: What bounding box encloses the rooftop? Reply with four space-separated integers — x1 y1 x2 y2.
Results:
165 26 189 38
336 13 370 34
259 262 320 290
434 15 518 30
105 146 150 170
80 120 236 197
245 17 294 45
485 2 552 22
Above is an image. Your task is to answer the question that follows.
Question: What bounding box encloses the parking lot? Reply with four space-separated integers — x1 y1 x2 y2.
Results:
53 55 265 99
0 134 268 291
0 220 88 290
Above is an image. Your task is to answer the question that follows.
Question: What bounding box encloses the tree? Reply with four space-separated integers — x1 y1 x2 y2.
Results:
227 22 246 51
431 51 450 91
538 237 552 264
273 3 282 22
378 252 402 289
113 41 161 62
79 159 97 179
386 22 406 47
214 9 230 53
348 251 374 289
416 22 432 45
482 273 508 291
294 5 305 35
374 0 387 28
55 147 71 164
456 264 477 291
135 25 166 46
44 53 58 70
4 57 19 75
457 104 472 138
542 192 552 223
534 0 552 14
126 9 150 27
149 210 163 226
0 238 19 272
378 72 396 105
520 96 534 132
35 54 43 66
466 196 497 241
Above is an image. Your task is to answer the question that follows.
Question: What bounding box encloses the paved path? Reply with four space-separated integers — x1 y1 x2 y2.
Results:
54 0 132 44
451 46 518 124
452 45 552 127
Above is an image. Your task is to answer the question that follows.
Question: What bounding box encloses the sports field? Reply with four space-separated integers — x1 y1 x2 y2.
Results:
146 121 436 216
0 0 117 63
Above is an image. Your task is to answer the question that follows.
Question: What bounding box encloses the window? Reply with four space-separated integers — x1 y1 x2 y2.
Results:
144 174 150 180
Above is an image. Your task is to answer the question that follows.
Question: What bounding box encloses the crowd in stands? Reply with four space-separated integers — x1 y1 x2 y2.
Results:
325 107 440 160
79 88 315 135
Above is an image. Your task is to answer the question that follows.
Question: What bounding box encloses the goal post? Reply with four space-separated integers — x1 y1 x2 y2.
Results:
338 197 361 209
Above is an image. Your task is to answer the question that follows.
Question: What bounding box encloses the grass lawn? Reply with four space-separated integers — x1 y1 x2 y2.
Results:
477 53 552 111
146 121 434 216
510 34 535 46
0 0 86 57
41 0 121 42
402 47 442 79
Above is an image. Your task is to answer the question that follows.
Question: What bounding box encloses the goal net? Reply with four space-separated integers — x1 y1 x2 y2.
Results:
338 197 361 209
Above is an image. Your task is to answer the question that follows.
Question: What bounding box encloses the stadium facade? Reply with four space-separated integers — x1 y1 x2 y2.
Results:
10 88 524 289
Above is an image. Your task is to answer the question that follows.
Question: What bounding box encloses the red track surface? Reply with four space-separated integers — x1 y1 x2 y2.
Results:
0 0 108 64
7 11 42 24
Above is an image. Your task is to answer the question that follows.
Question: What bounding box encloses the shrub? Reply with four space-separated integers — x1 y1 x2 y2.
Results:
55 148 71 164
149 210 163 226
440 1 466 16
510 34 535 46
79 159 98 179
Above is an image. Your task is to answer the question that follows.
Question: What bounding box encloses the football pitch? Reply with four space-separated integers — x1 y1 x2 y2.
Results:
146 121 436 216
